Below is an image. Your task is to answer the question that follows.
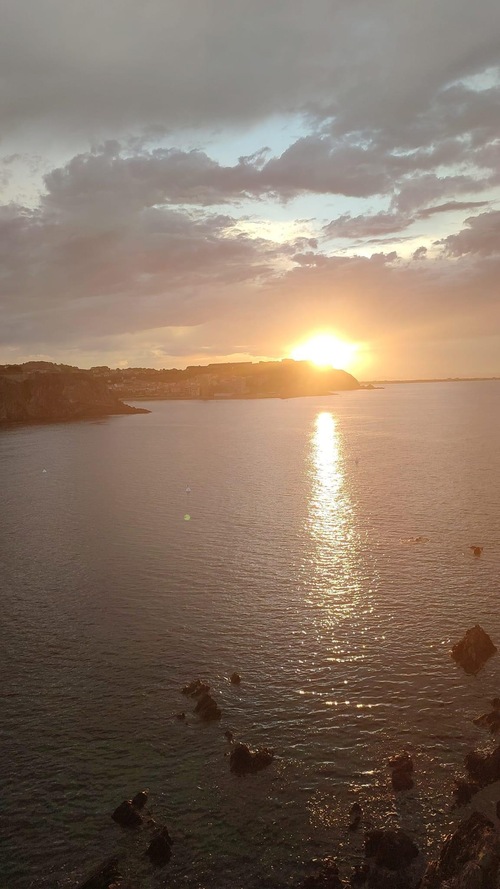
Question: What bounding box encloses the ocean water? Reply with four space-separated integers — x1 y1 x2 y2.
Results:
1 382 500 888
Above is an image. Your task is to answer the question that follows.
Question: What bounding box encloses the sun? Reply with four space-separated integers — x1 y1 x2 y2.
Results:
290 334 358 370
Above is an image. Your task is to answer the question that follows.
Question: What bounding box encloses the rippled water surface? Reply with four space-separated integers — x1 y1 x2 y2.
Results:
2 382 500 888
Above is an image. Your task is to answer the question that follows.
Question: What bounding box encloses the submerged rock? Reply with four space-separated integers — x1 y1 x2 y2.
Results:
77 857 122 889
194 691 222 721
299 856 343 888
146 826 173 866
421 811 500 888
111 799 143 828
230 672 242 684
229 742 274 775
451 624 497 674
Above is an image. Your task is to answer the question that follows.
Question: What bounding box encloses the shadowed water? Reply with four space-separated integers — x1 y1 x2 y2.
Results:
1 382 500 887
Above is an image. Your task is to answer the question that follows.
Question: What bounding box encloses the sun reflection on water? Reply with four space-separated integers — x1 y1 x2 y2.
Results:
305 411 372 642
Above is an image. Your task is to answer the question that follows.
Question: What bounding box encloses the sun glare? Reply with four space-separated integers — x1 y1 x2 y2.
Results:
290 334 358 370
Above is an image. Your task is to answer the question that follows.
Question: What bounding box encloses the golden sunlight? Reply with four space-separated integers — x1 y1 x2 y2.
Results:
290 334 358 370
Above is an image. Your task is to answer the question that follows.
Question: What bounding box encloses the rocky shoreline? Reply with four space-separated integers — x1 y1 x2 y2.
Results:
73 625 500 888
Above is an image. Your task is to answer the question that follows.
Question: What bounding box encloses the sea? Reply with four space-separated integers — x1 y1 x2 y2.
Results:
1 381 500 889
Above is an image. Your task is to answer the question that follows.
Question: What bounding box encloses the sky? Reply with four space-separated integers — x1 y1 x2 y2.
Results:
1 0 500 380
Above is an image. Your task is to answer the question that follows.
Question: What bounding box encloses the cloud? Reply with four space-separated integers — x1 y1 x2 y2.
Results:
441 210 500 256
1 1 500 375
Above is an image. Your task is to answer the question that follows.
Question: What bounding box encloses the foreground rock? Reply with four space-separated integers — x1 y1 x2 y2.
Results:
388 751 414 792
359 829 424 889
421 811 500 888
112 799 143 828
0 371 149 423
451 624 497 674
229 742 274 775
146 826 173 866
299 856 343 888
77 856 122 889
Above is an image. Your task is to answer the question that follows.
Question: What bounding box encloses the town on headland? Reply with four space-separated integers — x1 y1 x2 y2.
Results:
0 359 361 423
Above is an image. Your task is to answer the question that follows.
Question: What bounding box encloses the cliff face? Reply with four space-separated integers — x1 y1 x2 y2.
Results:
0 372 150 423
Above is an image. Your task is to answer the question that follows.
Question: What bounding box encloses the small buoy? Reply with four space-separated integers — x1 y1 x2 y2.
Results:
184 514 191 521
42 469 47 473
470 546 483 557
186 486 191 494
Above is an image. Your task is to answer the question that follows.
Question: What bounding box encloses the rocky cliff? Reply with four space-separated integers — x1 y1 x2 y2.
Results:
0 372 150 423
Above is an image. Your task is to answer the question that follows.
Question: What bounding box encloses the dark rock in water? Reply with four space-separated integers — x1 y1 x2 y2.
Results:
230 672 241 684
146 827 173 866
454 777 480 806
194 691 222 721
465 744 500 788
182 678 210 697
388 752 413 773
299 856 343 888
229 742 274 775
420 811 500 888
77 857 122 889
348 802 363 831
131 789 148 809
112 799 143 828
176 711 186 720
391 769 414 792
364 829 419 871
451 624 497 674
224 729 234 742
470 545 484 557
388 751 414 791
